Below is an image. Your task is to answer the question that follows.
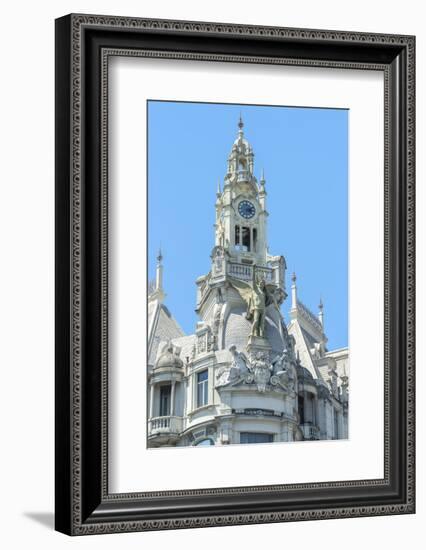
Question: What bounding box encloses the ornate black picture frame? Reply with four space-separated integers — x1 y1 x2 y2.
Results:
55 14 415 535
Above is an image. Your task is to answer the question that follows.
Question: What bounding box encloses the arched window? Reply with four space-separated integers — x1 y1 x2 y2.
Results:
242 226 250 251
194 438 214 446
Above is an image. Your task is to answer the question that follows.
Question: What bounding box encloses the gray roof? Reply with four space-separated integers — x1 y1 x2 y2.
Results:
148 300 185 366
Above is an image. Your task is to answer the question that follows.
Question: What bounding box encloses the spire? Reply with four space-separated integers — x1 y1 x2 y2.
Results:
149 248 165 303
259 168 266 194
156 248 164 296
318 297 324 328
216 178 221 197
237 114 245 142
227 114 256 179
291 272 297 310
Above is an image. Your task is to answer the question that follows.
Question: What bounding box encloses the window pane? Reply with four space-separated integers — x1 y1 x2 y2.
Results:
159 385 171 416
197 370 208 407
198 370 208 382
240 432 274 444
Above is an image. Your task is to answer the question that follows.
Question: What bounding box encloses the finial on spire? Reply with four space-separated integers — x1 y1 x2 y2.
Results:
238 113 244 130
154 247 165 301
259 168 266 193
292 272 297 283
216 179 221 196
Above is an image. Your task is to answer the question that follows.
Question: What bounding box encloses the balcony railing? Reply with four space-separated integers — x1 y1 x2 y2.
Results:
256 266 274 283
227 262 274 283
148 415 183 436
197 259 282 309
227 262 253 281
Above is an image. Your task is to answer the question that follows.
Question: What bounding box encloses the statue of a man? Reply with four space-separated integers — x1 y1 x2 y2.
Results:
228 273 277 338
246 278 267 337
216 219 225 247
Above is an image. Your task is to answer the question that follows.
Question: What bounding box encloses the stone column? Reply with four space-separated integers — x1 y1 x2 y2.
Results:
149 383 155 418
171 381 176 416
314 395 320 433
338 410 345 439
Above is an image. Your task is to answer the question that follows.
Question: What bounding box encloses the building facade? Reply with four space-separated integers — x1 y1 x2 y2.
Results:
147 118 349 447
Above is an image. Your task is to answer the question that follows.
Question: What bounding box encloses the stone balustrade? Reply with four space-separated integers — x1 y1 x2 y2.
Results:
227 262 276 284
197 258 282 309
148 415 183 435
227 262 253 280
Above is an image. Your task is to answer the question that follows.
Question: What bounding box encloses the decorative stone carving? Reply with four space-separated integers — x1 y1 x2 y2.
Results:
270 350 296 392
213 341 298 394
211 245 226 277
197 332 207 354
215 366 238 387
230 345 248 371
197 323 217 354
215 345 248 388
215 343 293 394
155 340 184 369
248 350 272 393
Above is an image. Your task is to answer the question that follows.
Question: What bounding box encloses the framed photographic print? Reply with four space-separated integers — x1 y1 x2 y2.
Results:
55 14 415 535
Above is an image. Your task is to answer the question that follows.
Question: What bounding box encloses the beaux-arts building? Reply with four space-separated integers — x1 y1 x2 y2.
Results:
147 118 349 447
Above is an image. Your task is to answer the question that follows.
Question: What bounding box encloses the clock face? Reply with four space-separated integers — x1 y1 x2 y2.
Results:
238 200 256 219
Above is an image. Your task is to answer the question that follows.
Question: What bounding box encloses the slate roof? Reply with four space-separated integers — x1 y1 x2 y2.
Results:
148 299 185 366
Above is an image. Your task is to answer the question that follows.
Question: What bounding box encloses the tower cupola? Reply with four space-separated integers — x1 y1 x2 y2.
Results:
226 116 255 183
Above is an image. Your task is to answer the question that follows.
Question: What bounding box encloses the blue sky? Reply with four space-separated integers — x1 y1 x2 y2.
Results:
148 101 348 349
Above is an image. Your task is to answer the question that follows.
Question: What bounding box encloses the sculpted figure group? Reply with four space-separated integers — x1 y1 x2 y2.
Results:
215 344 296 394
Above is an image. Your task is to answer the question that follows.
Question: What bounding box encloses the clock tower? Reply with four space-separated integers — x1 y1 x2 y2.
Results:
215 116 268 266
196 116 287 342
